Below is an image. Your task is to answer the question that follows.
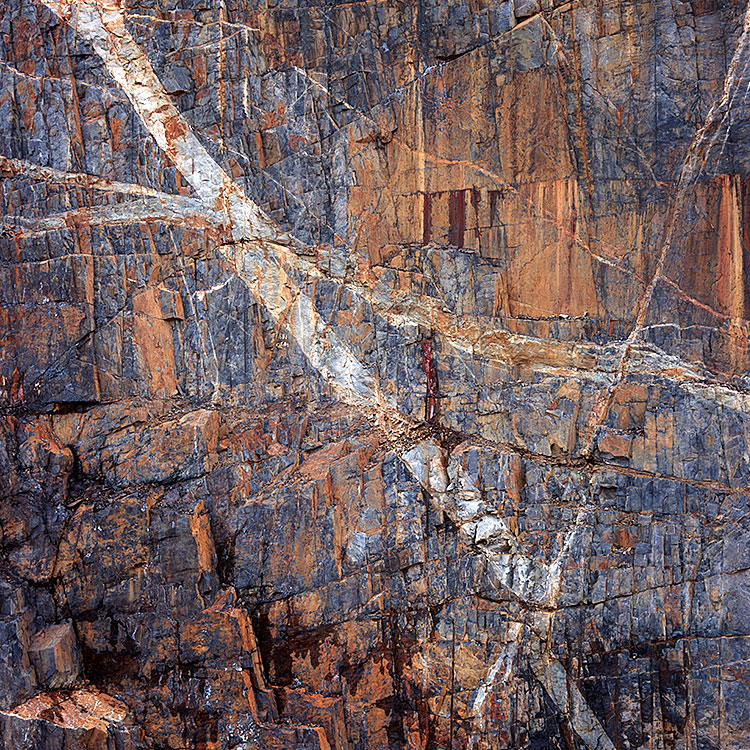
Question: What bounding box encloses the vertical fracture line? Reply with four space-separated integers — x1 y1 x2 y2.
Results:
450 618 455 749
217 0 227 151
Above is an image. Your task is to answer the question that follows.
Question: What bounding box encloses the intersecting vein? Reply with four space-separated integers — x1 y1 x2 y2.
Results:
37 0 403 418
580 0 750 457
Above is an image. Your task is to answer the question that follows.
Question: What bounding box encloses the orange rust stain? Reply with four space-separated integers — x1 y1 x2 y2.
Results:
288 133 309 152
260 103 286 130
109 115 123 151
163 114 188 142
613 527 634 549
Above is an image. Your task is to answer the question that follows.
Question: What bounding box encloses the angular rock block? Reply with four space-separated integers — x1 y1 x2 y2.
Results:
28 621 82 690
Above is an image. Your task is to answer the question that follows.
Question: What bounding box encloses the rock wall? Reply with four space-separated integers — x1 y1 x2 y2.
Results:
2 0 750 748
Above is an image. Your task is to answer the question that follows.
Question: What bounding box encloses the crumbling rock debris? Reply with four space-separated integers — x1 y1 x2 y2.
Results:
2 0 750 748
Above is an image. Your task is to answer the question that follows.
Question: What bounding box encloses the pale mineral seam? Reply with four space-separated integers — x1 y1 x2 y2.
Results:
4 198 224 237
35 0 648 418
470 620 522 736
401 439 615 750
39 0 400 415
580 0 750 455
0 155 188 200
39 0 278 242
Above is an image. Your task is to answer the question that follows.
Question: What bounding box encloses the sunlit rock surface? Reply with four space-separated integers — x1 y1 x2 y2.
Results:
2 0 750 748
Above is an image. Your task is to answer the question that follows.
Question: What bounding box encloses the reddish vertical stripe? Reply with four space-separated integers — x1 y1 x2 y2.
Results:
422 192 432 245
448 190 465 247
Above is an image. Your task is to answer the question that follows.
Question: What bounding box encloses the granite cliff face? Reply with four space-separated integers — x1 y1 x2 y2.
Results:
2 0 750 748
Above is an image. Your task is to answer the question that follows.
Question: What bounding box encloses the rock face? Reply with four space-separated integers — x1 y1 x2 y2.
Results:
2 0 750 748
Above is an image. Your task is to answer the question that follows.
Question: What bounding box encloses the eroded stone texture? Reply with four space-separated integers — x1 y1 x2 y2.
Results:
2 0 750 748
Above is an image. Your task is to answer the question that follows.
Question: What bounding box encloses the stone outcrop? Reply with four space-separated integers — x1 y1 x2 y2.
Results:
2 688 134 750
2 0 750 748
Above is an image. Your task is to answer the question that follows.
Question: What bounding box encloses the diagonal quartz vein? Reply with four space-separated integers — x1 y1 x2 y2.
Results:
580 0 750 457
39 0 279 243
401 441 616 750
32 0 657 407
34 0 616 422
38 0 396 415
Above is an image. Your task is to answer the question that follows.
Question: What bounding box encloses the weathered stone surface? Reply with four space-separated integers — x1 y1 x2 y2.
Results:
2 0 750 748
28 621 82 690
1 688 134 749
